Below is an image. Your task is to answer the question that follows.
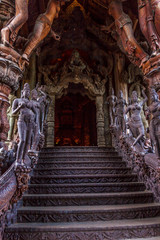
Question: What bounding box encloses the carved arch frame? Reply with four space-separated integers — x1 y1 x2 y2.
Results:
45 72 107 147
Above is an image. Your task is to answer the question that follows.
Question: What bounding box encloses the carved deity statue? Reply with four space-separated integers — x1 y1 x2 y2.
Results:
0 7 13 30
1 0 28 47
115 90 127 133
125 90 148 147
21 0 66 65
7 94 18 141
12 83 35 165
37 85 50 133
0 0 68 70
106 88 117 126
108 0 149 67
30 88 41 151
146 88 160 158
69 50 86 73
138 0 160 56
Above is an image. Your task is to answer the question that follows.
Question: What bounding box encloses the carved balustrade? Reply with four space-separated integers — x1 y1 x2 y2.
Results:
111 127 160 202
0 163 16 240
0 80 48 238
0 141 40 239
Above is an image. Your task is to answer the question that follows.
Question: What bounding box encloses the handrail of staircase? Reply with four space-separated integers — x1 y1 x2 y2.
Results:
0 162 16 239
111 127 160 202
0 162 16 213
0 152 39 240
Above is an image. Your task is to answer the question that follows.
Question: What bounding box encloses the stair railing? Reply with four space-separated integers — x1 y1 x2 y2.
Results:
111 127 160 202
0 151 39 240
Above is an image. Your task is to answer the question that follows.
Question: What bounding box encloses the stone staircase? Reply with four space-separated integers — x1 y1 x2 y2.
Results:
4 147 160 240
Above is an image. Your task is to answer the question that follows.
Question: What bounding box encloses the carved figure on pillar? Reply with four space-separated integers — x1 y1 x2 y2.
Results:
30 89 41 151
138 0 160 56
108 0 149 67
146 88 160 158
0 58 22 141
21 0 66 66
1 0 28 47
46 93 55 148
115 90 127 133
37 85 50 134
12 83 35 165
7 94 18 141
125 90 148 147
106 88 117 127
0 0 68 70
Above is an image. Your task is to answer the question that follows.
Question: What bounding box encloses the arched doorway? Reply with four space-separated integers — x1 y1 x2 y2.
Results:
42 51 108 148
55 93 97 146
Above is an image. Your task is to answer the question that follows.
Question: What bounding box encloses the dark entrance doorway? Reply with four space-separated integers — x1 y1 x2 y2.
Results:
55 93 97 146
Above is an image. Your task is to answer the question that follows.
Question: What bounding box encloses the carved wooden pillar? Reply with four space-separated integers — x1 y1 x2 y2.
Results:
46 94 55 148
29 53 37 90
104 75 113 146
0 84 10 141
0 58 23 141
96 95 106 147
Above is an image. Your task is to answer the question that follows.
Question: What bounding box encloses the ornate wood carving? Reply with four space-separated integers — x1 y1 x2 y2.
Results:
39 50 108 147
4 227 160 240
46 94 55 148
105 0 160 88
0 58 22 141
0 163 16 239
111 124 160 202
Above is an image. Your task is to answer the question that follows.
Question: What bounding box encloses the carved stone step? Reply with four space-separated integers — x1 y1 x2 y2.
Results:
38 156 122 162
23 192 154 207
4 217 160 240
36 160 126 168
28 182 146 194
34 167 131 176
40 146 115 153
17 203 160 223
30 174 138 184
39 152 119 159
128 237 160 240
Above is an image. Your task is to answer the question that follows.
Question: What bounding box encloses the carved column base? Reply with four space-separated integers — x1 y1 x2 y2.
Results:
0 57 23 141
97 121 106 147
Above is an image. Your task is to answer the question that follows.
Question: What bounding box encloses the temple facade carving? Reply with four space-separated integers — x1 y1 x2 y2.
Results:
39 50 109 147
0 1 160 239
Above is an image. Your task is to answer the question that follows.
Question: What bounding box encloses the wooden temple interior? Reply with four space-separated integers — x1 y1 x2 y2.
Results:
0 0 160 239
